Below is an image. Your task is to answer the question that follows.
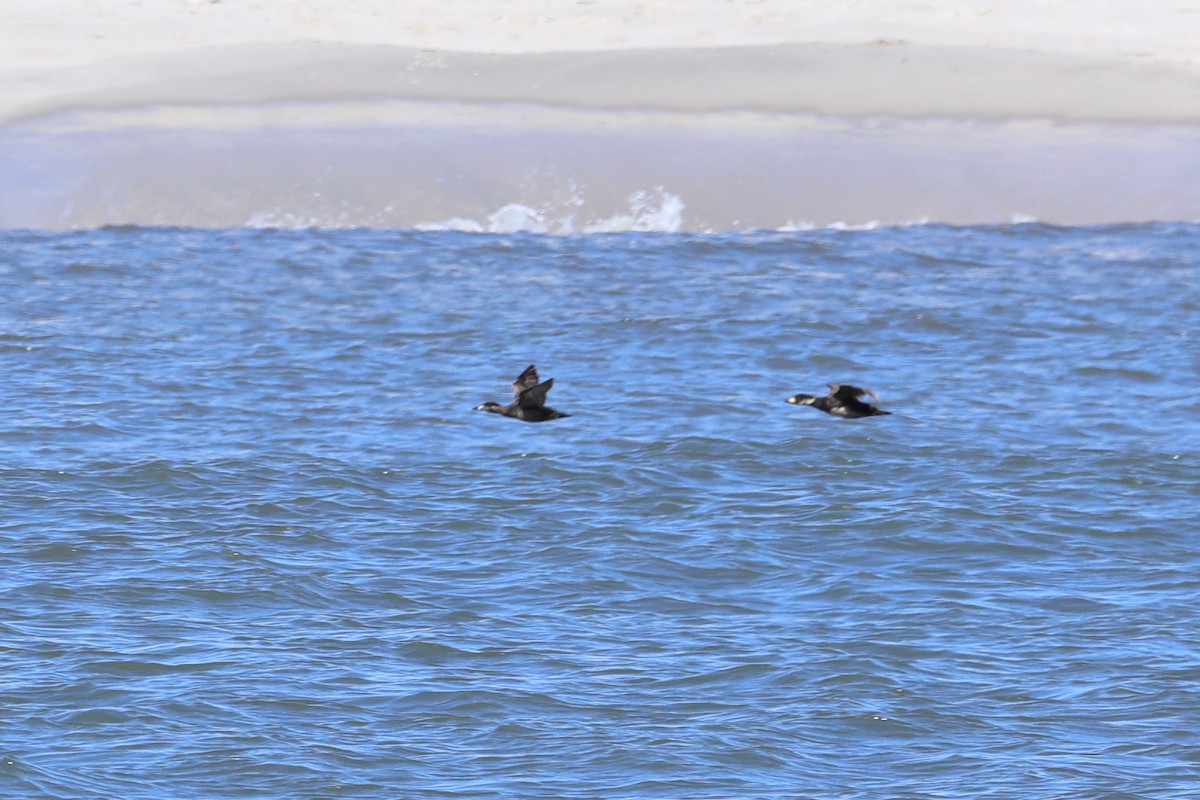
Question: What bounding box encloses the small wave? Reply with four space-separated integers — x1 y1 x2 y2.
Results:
779 217 937 232
245 209 375 230
774 215 1058 233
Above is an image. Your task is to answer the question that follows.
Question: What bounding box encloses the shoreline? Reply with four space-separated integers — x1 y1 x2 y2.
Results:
3 1 1198 230
5 110 1197 231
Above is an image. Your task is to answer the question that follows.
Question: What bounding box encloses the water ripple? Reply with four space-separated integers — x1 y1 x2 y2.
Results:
1 224 1198 798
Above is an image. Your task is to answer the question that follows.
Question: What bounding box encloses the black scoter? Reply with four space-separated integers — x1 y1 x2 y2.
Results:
474 364 571 422
786 383 890 418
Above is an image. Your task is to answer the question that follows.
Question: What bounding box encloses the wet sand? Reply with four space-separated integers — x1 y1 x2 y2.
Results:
3 1 1198 229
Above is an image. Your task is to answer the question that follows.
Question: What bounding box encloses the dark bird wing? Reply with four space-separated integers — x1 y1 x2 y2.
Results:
517 378 554 409
828 383 878 402
512 365 540 396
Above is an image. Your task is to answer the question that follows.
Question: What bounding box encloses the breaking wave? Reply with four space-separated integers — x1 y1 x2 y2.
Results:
412 189 686 234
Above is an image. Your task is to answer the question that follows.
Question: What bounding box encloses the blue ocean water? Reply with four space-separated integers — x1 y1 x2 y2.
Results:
1 223 1198 799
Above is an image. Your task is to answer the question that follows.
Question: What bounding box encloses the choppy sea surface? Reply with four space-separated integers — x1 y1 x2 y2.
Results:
2 223 1198 799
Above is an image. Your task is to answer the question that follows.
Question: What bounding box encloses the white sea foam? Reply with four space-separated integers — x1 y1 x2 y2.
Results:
786 219 889 233
580 190 686 233
413 217 485 233
415 188 686 234
244 200 1034 234
780 216 938 232
245 210 328 229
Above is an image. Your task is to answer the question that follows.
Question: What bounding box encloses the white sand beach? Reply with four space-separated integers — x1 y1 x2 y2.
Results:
2 0 1199 229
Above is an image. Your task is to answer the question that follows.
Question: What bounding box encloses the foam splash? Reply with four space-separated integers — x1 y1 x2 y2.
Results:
582 189 687 233
415 188 686 234
238 204 1024 234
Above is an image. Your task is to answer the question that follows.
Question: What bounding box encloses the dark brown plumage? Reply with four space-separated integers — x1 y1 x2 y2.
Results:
474 365 571 422
786 383 890 418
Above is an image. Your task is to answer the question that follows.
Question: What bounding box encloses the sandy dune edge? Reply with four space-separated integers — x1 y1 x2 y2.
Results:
7 41 1200 128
